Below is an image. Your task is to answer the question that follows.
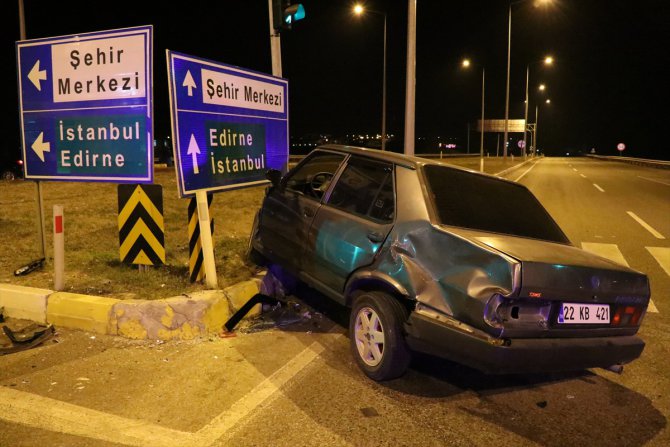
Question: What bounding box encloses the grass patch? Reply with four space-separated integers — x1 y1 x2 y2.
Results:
0 167 264 300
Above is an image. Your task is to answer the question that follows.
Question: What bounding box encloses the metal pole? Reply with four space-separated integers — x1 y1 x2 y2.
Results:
466 122 470 154
404 0 417 156
381 13 387 151
18 0 25 40
268 0 282 77
480 68 485 172
523 65 529 158
503 4 511 159
19 0 47 259
535 105 539 154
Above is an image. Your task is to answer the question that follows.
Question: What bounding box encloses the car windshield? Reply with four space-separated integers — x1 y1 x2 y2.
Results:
423 164 569 243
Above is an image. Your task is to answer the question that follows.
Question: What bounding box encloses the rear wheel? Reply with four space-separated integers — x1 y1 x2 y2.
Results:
349 291 411 381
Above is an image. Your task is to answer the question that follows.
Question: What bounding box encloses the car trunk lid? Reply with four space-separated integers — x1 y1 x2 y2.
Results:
473 234 650 305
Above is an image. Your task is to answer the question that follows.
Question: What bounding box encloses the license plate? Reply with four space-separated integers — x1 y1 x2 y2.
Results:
558 303 610 324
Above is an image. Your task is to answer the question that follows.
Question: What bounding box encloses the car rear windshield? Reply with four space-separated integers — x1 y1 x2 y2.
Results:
423 165 569 243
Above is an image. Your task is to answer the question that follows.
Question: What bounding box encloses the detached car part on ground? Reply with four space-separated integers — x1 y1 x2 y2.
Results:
248 145 650 381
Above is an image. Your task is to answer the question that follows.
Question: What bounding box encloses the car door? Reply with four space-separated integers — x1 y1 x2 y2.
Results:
303 156 395 295
258 150 347 272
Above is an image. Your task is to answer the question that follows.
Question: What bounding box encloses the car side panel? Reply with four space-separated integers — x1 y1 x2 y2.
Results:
258 190 320 271
305 205 393 293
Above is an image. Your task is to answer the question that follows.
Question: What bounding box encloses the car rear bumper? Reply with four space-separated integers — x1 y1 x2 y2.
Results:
405 311 645 374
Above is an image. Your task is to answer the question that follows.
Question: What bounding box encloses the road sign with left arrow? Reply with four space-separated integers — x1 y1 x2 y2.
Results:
16 26 153 183
166 51 289 198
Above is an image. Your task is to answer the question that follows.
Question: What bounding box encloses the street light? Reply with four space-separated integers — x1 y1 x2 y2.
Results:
353 4 388 151
534 98 551 154
523 56 553 157
504 0 553 159
461 58 486 172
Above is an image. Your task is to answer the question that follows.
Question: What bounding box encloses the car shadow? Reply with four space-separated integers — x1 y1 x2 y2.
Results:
280 284 666 447
384 350 666 446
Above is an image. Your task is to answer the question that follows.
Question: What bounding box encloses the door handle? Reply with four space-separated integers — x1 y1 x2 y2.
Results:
303 207 315 217
367 230 384 243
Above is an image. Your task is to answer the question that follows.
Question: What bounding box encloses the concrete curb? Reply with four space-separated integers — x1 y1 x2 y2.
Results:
0 278 262 341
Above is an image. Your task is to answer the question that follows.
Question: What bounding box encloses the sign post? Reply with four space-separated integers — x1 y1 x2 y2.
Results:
167 51 289 288
16 26 153 183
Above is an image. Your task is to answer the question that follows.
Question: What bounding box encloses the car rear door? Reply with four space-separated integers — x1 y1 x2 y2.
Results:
303 156 395 294
258 150 346 271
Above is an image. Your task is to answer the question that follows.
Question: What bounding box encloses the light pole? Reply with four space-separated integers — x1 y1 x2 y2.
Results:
504 0 552 160
462 59 486 172
353 4 388 151
534 98 551 154
523 56 553 158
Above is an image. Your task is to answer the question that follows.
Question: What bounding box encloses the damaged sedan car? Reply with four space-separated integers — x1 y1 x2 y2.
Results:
248 145 650 380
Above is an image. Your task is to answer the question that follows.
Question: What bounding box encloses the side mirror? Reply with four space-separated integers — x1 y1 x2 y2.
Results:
266 169 283 189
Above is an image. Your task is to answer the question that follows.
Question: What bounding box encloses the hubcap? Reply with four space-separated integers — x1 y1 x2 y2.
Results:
354 306 385 367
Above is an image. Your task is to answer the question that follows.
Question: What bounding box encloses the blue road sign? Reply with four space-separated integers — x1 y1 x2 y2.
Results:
167 51 288 198
16 26 153 183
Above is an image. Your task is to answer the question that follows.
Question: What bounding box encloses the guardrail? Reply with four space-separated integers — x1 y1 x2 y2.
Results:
586 155 670 169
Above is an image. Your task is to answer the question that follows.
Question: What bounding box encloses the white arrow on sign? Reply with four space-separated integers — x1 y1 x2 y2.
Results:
187 134 201 174
31 132 50 162
183 70 197 97
28 60 47 91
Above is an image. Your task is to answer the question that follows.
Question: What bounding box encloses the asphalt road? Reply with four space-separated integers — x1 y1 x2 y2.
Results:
1 157 668 447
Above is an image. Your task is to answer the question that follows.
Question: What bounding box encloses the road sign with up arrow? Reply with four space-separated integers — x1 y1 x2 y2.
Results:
166 51 289 198
16 26 153 183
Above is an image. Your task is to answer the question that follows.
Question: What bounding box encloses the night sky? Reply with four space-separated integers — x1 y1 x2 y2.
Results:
2 1 668 159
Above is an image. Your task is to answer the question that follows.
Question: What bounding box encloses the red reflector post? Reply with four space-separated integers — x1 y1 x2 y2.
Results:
55 215 63 234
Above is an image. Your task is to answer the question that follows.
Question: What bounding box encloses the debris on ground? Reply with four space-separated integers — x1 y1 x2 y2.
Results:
239 298 324 334
224 293 283 332
0 319 56 355
13 257 45 276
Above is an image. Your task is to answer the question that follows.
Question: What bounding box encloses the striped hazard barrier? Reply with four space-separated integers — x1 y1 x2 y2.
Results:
188 194 214 282
117 184 165 266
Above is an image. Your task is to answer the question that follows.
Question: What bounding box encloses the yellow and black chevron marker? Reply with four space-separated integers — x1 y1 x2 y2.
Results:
117 184 165 266
188 194 214 282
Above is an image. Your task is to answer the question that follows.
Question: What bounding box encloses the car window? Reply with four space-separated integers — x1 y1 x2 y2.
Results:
423 164 569 243
284 152 346 200
327 157 395 223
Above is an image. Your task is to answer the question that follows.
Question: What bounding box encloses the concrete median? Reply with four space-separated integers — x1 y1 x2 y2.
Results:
0 279 262 341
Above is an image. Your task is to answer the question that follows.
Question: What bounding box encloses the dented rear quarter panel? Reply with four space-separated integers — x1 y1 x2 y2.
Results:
348 164 520 333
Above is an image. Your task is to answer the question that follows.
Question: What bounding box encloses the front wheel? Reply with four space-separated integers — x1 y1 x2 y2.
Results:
349 292 411 381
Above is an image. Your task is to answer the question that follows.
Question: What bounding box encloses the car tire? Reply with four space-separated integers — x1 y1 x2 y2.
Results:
1 171 15 181
350 291 411 381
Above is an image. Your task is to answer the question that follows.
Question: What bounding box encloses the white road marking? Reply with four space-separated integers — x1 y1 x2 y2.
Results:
647 247 670 276
580 174 587 178
196 340 346 445
638 176 670 187
573 168 578 172
593 183 605 192
0 339 342 447
581 242 629 266
581 242 658 313
627 211 666 239
514 162 538 182
0 386 191 447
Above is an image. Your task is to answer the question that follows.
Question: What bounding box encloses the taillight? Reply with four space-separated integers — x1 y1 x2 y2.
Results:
611 305 644 327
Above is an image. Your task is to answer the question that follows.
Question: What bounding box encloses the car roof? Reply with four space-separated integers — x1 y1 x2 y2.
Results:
314 144 516 184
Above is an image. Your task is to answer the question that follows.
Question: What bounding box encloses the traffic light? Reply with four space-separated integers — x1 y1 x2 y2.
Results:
272 0 305 32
